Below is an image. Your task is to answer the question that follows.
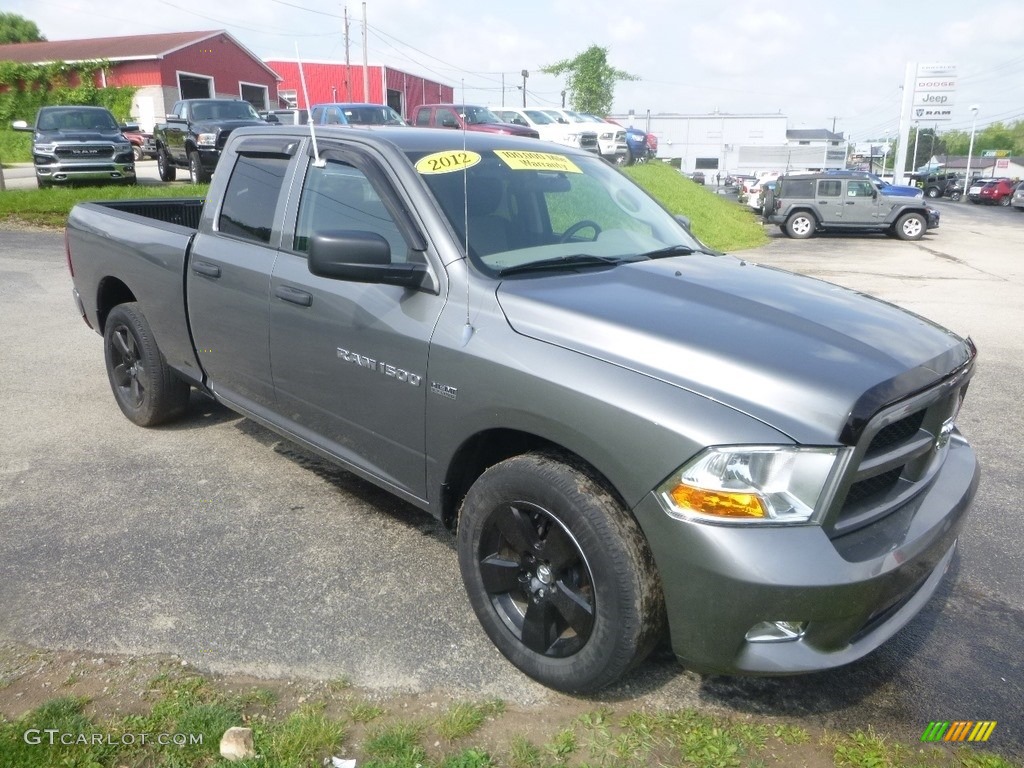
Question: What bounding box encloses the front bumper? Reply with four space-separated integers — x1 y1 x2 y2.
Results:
196 147 223 172
36 162 136 184
631 434 977 675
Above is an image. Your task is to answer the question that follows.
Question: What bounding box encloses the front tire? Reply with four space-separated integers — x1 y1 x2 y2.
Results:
103 303 190 427
894 211 926 240
157 148 176 182
132 145 144 162
458 452 664 693
188 150 211 184
785 212 815 239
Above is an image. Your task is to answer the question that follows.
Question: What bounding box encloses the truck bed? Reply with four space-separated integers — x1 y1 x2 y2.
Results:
66 198 207 386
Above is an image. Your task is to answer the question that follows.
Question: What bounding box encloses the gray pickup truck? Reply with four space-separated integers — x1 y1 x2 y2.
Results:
65 126 979 692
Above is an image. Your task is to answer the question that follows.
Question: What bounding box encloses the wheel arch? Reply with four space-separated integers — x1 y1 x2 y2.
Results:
439 428 629 531
785 205 820 224
95 277 137 333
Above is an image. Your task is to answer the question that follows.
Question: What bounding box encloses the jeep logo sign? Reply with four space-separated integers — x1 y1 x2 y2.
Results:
912 63 957 122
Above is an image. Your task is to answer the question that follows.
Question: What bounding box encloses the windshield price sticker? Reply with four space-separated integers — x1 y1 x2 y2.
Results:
495 151 582 173
415 150 482 175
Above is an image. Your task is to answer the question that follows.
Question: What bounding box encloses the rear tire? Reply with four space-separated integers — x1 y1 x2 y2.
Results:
157 148 176 182
103 303 190 427
458 451 664 693
999 195 1011 207
925 187 940 198
188 150 211 184
785 212 815 239
894 212 926 240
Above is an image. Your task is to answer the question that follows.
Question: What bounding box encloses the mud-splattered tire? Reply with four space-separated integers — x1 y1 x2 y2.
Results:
458 451 664 692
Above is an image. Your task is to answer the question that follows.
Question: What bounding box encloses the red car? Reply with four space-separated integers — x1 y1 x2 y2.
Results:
977 178 1016 206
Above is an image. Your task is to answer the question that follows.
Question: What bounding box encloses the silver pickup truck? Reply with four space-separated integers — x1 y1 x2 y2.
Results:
65 126 979 692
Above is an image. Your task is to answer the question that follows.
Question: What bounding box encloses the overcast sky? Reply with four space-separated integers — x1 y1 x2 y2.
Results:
9 0 1024 141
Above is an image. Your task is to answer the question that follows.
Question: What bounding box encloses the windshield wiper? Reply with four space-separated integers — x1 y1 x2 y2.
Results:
497 254 625 277
638 244 696 259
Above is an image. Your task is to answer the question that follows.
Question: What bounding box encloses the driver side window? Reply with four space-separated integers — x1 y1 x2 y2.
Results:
293 159 410 261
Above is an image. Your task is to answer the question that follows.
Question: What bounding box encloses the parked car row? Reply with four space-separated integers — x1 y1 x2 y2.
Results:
966 177 1019 207
15 99 662 189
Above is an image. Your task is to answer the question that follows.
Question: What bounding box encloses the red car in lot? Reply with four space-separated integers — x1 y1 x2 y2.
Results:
975 178 1016 206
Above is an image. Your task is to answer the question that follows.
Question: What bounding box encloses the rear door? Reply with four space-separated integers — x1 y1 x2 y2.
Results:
186 137 298 414
268 146 445 502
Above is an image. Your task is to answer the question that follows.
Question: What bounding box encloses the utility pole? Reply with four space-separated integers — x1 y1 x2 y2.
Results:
362 2 369 102
521 70 529 108
343 5 351 101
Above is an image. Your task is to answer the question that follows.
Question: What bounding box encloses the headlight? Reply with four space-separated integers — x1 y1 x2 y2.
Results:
35 143 56 153
656 446 843 524
196 133 217 147
115 143 132 153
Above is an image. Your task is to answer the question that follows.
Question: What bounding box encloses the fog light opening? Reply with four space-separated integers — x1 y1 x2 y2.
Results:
745 620 807 643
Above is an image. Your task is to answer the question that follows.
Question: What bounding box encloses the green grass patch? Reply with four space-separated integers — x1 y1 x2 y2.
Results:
349 701 387 723
363 721 428 767
624 160 769 252
1 687 1019 768
0 182 208 229
0 130 33 165
436 700 505 741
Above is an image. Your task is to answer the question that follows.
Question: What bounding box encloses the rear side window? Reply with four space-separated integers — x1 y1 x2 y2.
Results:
779 179 814 198
218 154 290 244
818 180 842 197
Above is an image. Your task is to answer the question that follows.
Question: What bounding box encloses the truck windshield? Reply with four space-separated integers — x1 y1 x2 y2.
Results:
407 148 703 277
38 109 118 132
191 102 261 121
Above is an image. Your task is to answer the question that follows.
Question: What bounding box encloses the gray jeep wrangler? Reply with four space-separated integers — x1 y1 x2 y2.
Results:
765 173 939 240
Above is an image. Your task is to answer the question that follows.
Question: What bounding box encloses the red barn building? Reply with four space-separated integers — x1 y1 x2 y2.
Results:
266 60 452 120
0 30 281 132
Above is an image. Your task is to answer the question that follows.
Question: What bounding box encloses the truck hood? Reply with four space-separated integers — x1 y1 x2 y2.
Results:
35 129 123 143
495 254 971 443
192 119 265 133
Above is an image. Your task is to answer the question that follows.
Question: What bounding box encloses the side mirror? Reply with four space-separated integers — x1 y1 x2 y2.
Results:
308 231 428 289
265 114 280 124
11 120 31 132
674 214 693 233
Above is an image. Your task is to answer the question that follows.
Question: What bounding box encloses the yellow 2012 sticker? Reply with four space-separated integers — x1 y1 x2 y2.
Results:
415 150 482 174
495 150 582 173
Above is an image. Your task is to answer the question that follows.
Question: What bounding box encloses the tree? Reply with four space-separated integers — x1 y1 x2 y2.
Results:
0 12 46 44
541 45 637 116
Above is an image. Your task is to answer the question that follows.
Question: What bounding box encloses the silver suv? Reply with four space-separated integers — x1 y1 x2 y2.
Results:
766 173 939 240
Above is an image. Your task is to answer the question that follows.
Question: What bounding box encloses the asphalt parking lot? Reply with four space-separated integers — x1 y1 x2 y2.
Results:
0 195 1021 756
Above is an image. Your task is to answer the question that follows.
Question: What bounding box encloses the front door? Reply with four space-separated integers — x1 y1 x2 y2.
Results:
840 179 882 225
268 151 444 501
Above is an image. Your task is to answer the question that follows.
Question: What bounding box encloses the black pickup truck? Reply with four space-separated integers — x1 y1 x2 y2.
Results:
153 98 265 183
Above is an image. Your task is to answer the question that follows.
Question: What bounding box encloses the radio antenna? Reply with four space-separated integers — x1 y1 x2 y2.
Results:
459 78 474 346
296 43 325 167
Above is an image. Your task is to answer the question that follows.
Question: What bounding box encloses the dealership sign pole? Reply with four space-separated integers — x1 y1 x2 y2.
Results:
893 63 956 186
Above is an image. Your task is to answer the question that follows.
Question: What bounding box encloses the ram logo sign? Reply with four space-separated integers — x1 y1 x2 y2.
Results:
912 63 957 121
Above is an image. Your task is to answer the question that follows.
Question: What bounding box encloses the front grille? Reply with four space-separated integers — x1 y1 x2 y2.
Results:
828 364 972 538
216 131 230 150
579 133 598 150
55 144 113 159
866 410 925 457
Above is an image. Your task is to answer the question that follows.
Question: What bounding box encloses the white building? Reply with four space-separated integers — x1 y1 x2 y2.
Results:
611 112 848 176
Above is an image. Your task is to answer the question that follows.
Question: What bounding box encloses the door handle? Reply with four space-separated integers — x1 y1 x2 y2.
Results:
192 260 221 278
274 285 312 307
846 201 856 205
